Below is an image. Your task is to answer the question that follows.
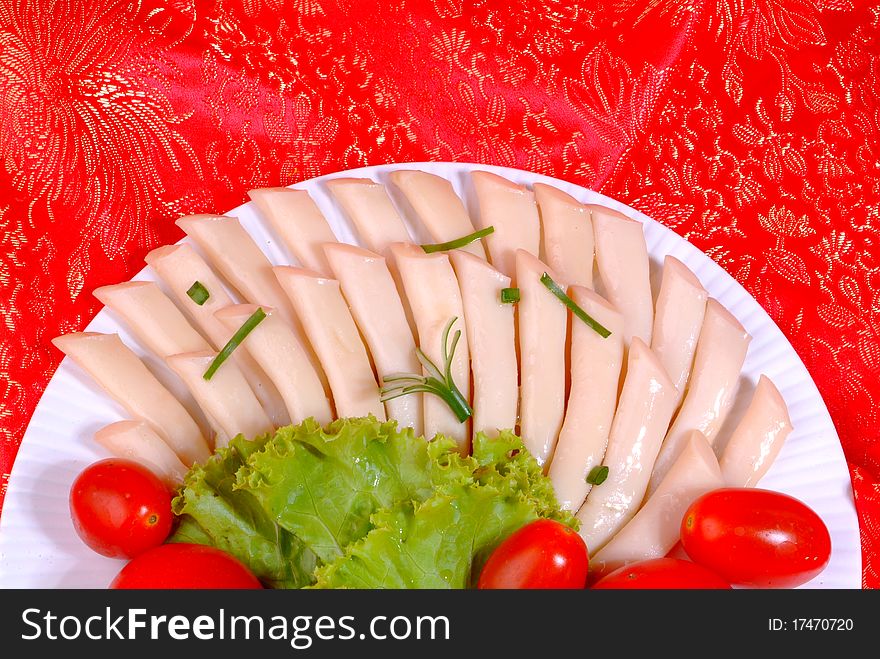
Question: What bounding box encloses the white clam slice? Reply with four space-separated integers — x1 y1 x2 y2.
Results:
93 280 251 436
648 299 752 495
175 214 326 393
576 338 677 553
323 243 422 434
516 249 567 466
450 251 517 438
389 242 471 450
650 256 708 407
51 333 209 466
548 287 624 511
324 178 411 253
389 170 486 258
144 244 291 427
323 179 417 334
470 171 540 279
591 206 653 345
534 182 594 289
145 244 238 349
166 351 273 446
95 420 190 486
720 375 793 487
247 187 337 276
274 267 385 420
94 281 210 357
175 214 297 325
590 430 724 577
215 304 332 426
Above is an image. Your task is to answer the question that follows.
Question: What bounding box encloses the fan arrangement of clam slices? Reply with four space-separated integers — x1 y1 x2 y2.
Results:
0 164 859 588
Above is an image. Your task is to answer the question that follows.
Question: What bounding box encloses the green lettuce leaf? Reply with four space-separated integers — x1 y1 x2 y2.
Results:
169 433 318 589
169 417 575 588
235 417 467 562
311 484 537 589
311 431 576 589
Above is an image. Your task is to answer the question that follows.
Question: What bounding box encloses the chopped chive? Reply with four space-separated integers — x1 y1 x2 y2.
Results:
420 226 495 254
380 317 473 423
586 465 609 486
203 307 266 380
186 281 210 305
500 287 520 304
539 272 611 338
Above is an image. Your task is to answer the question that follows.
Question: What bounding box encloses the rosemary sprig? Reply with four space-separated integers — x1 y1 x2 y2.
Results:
380 317 473 423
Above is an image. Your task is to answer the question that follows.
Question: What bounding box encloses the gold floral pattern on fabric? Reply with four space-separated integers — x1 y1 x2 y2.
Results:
0 0 877 585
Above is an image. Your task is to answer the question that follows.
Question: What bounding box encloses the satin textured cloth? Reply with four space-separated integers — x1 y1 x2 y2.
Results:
0 1 878 586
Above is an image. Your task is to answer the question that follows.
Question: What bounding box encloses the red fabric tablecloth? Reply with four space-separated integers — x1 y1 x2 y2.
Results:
1 0 878 586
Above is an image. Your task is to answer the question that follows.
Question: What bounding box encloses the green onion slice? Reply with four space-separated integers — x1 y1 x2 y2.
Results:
186 281 210 305
586 465 609 486
500 287 520 304
540 272 611 338
420 226 494 254
380 317 473 423
203 307 266 380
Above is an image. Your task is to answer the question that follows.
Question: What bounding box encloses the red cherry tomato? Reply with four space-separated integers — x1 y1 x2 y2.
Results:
680 488 831 588
110 543 263 589
478 519 588 589
591 558 732 589
69 458 173 559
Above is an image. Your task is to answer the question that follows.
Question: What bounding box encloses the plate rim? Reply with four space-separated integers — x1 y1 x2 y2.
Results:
0 161 862 588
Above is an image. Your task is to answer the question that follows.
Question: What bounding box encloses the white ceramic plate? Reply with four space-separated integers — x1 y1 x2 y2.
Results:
0 163 861 588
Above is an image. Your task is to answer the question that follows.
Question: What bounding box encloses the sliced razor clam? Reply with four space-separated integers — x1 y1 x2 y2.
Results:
389 170 486 258
215 304 333 426
274 267 385 420
719 375 793 488
52 332 209 466
648 299 751 496
175 214 326 392
516 249 567 467
450 251 517 438
534 182 594 289
94 420 190 487
591 206 653 346
471 170 540 279
166 350 273 446
576 338 677 553
93 281 210 357
248 187 337 277
323 243 422 434
548 287 624 511
176 215 298 325
324 178 411 254
144 243 291 427
390 242 471 451
650 256 708 408
321 180 417 333
590 430 724 578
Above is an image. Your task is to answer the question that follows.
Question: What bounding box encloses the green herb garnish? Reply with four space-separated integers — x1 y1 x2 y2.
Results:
539 272 611 338
500 287 520 304
586 465 609 486
380 317 473 422
420 226 494 254
186 281 210 305
203 307 266 380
